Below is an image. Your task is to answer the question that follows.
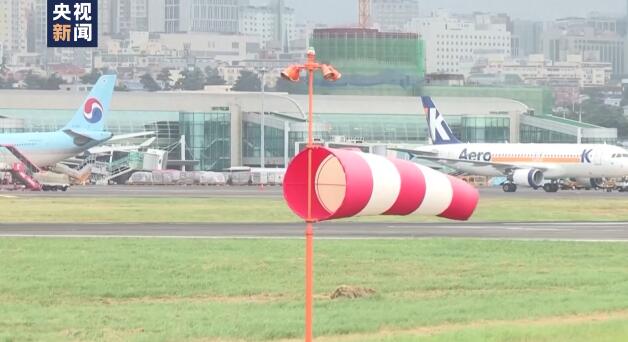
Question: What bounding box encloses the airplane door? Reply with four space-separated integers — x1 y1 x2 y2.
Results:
594 150 602 166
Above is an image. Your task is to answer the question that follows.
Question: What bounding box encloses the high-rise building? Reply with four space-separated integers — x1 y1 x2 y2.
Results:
159 0 239 34
239 1 295 50
164 0 183 33
371 0 419 32
541 15 626 75
111 0 150 34
190 0 239 33
99 0 113 36
407 11 511 76
0 0 30 59
0 1 13 58
28 0 45 54
511 20 543 58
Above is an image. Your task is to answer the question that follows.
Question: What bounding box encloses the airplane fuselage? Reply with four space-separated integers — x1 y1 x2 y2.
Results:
416 143 628 179
0 131 107 167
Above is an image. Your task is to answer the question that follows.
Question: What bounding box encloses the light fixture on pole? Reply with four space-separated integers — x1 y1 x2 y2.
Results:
280 47 341 342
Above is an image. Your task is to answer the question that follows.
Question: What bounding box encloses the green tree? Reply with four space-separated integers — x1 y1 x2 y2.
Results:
569 99 628 138
0 57 8 76
24 72 64 90
140 73 161 91
204 66 226 85
273 77 306 94
232 70 261 92
80 69 102 84
156 68 172 90
43 73 64 90
24 71 46 89
175 67 206 90
114 83 129 91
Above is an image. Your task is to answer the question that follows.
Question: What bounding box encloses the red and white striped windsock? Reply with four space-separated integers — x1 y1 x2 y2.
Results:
283 147 479 222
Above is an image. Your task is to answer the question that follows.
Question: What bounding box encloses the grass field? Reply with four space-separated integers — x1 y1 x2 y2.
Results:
1 238 628 341
1 196 628 222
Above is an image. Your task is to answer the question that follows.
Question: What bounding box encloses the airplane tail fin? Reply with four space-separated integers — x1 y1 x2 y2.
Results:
62 75 116 132
421 96 461 145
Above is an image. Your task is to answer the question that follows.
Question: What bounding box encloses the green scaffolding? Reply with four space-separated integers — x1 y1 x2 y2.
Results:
311 30 425 77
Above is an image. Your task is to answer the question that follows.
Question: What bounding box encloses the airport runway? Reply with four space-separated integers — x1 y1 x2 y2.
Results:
1 221 628 241
2 185 628 199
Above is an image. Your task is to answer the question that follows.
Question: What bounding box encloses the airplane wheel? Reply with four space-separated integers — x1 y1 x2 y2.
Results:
544 183 559 193
503 183 517 193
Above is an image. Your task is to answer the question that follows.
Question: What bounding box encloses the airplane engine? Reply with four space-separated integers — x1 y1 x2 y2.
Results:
512 168 544 188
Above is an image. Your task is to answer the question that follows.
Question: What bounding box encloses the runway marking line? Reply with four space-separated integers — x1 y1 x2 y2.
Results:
1 234 628 242
277 309 628 342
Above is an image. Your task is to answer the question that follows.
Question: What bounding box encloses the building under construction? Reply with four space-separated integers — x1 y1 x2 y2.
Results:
310 28 425 95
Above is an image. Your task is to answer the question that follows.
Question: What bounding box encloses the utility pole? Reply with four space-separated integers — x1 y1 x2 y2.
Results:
180 135 186 172
260 68 266 169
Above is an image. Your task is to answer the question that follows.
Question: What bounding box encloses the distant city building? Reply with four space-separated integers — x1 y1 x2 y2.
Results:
239 2 296 50
407 11 512 76
110 0 150 34
99 0 113 36
371 0 420 32
0 0 29 60
95 32 261 71
511 20 543 58
151 0 240 34
479 54 612 88
541 14 626 75
28 0 46 55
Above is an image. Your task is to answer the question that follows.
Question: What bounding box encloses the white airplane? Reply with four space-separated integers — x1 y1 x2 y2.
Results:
391 96 628 193
0 75 116 167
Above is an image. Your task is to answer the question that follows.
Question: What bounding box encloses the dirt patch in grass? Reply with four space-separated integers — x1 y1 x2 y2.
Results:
330 285 377 300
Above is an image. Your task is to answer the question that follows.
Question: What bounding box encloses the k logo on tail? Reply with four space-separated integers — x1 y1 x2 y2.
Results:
421 96 461 145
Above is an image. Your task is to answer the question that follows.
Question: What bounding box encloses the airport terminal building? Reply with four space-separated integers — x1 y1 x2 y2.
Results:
0 90 618 171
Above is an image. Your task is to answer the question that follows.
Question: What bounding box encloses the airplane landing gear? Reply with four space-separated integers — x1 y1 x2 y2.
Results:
502 183 517 193
543 182 559 193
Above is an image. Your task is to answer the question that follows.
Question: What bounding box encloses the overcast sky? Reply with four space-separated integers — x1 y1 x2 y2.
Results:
281 0 628 25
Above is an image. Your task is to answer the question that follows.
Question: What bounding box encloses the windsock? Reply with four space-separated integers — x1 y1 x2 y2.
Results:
283 147 479 222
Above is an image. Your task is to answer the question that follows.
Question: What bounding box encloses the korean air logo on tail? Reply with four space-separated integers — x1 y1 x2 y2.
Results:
83 98 103 123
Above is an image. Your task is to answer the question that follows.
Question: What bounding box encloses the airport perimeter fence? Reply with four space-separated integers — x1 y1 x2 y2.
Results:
126 170 285 186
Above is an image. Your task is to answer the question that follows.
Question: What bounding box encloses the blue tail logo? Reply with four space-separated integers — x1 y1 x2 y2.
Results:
422 96 461 145
62 74 116 131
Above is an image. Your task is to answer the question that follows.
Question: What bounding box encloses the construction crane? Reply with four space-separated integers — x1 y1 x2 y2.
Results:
359 0 370 28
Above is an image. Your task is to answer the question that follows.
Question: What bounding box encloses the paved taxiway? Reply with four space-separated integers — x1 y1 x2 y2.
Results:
1 221 627 241
2 185 628 199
